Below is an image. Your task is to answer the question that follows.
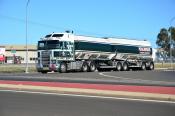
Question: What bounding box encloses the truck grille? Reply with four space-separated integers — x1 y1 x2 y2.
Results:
41 51 50 67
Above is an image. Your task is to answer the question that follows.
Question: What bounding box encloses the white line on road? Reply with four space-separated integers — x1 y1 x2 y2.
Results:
99 72 124 79
0 89 175 104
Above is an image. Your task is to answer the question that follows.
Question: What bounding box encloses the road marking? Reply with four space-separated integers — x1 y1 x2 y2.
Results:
99 72 124 79
99 72 175 85
0 89 175 104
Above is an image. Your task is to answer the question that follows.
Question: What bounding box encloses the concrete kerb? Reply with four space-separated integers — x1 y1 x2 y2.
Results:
154 68 169 70
154 67 175 71
0 83 175 102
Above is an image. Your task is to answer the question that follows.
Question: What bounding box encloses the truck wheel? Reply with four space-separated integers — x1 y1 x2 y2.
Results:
81 62 88 72
116 62 122 71
122 62 128 71
60 62 67 73
141 63 146 70
148 62 154 70
89 62 96 72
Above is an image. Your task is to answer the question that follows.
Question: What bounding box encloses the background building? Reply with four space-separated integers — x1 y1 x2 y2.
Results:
1 45 37 64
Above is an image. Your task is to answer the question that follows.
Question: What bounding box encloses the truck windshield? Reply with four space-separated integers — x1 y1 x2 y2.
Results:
52 34 64 37
45 34 52 38
45 34 63 38
38 40 73 50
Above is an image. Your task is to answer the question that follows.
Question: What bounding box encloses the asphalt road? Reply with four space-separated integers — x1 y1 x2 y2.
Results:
0 90 175 116
0 70 175 86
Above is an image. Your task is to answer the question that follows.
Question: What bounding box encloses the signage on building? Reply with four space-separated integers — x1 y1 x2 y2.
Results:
0 48 5 55
11 50 16 53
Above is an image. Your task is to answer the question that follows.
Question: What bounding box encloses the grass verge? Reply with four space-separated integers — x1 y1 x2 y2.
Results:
155 63 175 69
0 64 37 73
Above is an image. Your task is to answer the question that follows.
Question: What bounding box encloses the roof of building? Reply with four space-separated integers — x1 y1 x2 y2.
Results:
0 45 37 51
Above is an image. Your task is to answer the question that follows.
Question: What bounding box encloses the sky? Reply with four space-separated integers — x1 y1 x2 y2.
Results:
0 0 175 48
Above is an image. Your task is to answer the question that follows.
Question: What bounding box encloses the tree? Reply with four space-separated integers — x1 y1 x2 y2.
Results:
169 27 175 57
156 27 175 56
169 26 175 46
156 28 169 52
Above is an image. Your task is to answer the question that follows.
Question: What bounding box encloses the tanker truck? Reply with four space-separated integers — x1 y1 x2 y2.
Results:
36 32 154 73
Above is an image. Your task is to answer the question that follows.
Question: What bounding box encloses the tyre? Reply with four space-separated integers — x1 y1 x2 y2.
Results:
122 62 128 71
116 62 122 71
148 62 154 70
81 62 88 72
59 62 67 73
89 62 96 72
141 62 146 70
